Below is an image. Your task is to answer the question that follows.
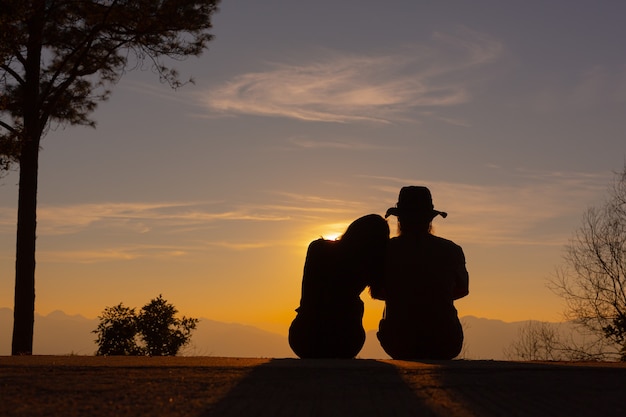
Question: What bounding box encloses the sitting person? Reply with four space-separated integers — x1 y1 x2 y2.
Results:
288 214 390 358
373 186 469 360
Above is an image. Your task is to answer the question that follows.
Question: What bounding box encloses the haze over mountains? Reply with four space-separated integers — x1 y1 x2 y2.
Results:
1 308 575 360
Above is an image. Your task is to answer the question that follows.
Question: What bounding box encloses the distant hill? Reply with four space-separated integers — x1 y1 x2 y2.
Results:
0 308 294 357
0 308 570 359
184 319 294 358
460 316 538 360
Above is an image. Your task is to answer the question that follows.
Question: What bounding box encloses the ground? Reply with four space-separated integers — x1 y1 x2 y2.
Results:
1 356 625 416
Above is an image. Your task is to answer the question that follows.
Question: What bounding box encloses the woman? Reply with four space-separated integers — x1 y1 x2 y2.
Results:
374 186 469 360
288 214 390 358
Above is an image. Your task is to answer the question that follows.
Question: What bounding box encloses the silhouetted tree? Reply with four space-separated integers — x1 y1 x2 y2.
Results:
94 295 198 356
549 164 626 361
504 321 561 361
1 0 220 355
137 295 199 356
93 303 142 356
504 320 616 362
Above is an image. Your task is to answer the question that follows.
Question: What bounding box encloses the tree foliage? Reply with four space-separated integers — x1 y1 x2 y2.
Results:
1 0 219 355
137 295 199 356
549 164 626 361
94 295 199 356
93 303 143 356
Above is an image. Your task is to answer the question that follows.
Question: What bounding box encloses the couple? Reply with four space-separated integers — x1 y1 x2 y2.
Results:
288 186 469 360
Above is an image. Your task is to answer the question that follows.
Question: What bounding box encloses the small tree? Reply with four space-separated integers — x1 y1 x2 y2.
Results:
93 303 142 356
549 164 626 361
93 295 198 356
504 321 561 361
504 320 615 362
137 295 199 356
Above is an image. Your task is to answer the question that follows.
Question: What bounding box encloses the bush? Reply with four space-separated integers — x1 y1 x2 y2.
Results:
93 303 143 356
93 295 198 356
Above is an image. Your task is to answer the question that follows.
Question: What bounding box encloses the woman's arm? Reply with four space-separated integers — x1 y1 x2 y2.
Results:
452 247 469 300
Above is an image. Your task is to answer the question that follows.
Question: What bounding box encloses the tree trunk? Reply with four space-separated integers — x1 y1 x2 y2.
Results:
11 139 39 355
12 0 44 355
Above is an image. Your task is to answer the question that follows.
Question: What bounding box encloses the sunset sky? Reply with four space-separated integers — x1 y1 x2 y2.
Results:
1 0 626 339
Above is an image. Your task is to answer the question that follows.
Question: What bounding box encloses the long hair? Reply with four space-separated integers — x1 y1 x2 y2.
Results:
340 214 390 246
397 214 433 236
338 214 390 297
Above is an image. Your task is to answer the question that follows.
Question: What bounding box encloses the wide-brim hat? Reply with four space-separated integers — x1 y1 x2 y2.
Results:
385 186 447 219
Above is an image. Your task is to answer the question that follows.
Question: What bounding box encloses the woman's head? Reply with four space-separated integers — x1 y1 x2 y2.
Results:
339 214 390 286
340 214 390 248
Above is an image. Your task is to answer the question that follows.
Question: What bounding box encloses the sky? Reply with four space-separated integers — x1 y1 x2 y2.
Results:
1 0 625 337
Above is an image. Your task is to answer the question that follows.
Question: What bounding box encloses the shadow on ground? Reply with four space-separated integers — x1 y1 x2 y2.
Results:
201 358 434 417
202 359 626 417
393 361 626 417
425 361 626 417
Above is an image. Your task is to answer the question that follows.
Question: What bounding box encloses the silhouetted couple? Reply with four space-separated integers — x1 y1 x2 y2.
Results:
288 186 469 360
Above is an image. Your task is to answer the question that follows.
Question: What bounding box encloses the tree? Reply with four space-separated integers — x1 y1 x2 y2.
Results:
549 164 626 361
503 320 611 362
137 294 199 356
504 321 562 361
94 303 143 356
93 295 199 356
1 0 220 355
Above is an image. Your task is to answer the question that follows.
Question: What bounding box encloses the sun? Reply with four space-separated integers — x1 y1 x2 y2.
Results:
321 222 351 241
323 231 342 241
298 222 349 247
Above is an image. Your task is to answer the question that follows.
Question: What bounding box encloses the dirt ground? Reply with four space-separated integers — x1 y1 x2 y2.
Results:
1 356 625 417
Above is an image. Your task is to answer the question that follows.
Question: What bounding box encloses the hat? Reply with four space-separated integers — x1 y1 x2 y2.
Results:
385 186 448 219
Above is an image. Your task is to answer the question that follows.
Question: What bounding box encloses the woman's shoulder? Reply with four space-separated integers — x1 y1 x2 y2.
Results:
304 239 339 273
309 237 337 248
307 238 339 256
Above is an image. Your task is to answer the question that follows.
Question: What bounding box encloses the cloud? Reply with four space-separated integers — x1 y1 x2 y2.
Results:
0 201 289 237
200 29 502 124
38 244 191 264
205 241 272 251
263 191 366 219
286 136 397 151
4 168 605 264
0 190 367 236
0 194 364 263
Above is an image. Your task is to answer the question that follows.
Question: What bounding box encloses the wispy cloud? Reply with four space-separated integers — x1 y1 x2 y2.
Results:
263 191 365 219
0 192 367 235
4 168 604 263
0 190 376 264
286 136 397 151
200 29 502 124
0 201 289 237
205 241 272 251
0 193 364 263
38 244 192 264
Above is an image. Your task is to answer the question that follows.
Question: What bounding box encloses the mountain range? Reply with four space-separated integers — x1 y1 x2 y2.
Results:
0 308 568 360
